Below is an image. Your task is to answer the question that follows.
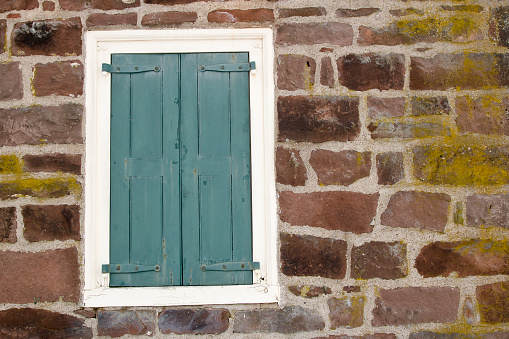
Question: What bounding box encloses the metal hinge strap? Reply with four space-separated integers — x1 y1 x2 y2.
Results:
199 62 256 72
200 261 260 272
102 63 161 74
102 264 161 273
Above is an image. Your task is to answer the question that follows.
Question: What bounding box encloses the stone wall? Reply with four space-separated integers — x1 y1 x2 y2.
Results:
0 0 508 337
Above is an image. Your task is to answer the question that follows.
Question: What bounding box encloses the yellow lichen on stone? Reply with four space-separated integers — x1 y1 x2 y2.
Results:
0 155 23 174
394 15 482 42
0 177 81 199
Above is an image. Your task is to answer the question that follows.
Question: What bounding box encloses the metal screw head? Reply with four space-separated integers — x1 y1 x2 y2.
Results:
134 67 138 70
116 265 121 271
155 66 160 71
241 264 245 268
222 265 227 270
135 266 138 271
200 265 206 272
239 66 242 69
221 66 224 69
155 265 160 271
200 66 205 70
116 67 120 71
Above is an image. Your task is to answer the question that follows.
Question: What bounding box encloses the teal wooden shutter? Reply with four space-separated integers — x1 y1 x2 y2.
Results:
108 53 253 287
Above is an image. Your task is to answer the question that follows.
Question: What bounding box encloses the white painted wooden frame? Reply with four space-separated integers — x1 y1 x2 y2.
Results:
84 29 277 307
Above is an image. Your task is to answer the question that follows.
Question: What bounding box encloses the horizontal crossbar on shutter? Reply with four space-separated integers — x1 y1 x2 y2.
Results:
102 264 161 273
198 61 255 72
102 63 161 74
200 261 260 272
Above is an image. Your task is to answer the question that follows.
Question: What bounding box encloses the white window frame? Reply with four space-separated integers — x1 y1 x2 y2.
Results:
84 29 277 307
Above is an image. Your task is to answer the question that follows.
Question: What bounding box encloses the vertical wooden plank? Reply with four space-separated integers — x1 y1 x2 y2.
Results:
229 52 253 285
162 53 182 286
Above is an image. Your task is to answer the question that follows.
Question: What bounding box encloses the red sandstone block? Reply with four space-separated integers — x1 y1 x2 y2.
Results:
368 122 451 139
23 153 81 174
410 53 509 90
336 8 380 17
277 54 316 91
0 62 23 100
0 0 38 12
376 152 404 185
0 207 16 243
288 285 331 298
0 20 5 54
337 54 405 91
456 96 509 135
372 287 460 326
381 191 450 232
466 193 509 229
142 12 197 26
278 96 360 143
60 0 139 10
277 23 353 46
320 56 335 88
275 147 307 186
328 296 364 329
279 7 325 18
12 18 82 56
351 241 407 279
0 309 92 338
86 13 137 27
309 149 371 186
411 97 451 116
22 205 81 242
490 7 509 48
280 233 347 278
159 309 229 334
0 248 80 303
367 97 405 118
415 239 509 278
234 306 324 333
279 191 378 234
208 9 274 23
0 104 82 146
42 1 55 11
477 281 509 324
98 310 155 337
33 61 83 97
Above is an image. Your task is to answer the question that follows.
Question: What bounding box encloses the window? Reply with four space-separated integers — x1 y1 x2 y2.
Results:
84 29 277 307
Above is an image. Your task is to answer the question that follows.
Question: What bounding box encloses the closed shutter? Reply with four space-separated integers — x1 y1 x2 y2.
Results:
108 53 253 287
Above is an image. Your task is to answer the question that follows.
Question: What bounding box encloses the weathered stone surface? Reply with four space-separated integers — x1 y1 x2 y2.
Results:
336 8 380 17
413 145 509 186
0 104 82 146
279 7 325 18
477 281 509 324
358 17 483 46
74 309 96 318
456 96 509 135
60 0 139 10
337 54 405 91
98 310 155 337
320 57 335 88
86 13 137 27
410 332 509 339
490 7 509 48
389 8 424 16
441 5 483 13
23 153 82 174
277 54 316 91
278 96 360 143
368 97 405 118
276 147 307 186
0 0 38 13
351 241 407 279
0 308 92 338
310 150 371 186
328 296 364 329
159 309 229 334
316 335 396 339
372 287 460 326
410 53 509 90
0 62 23 100
415 240 509 278
208 9 274 23
0 20 5 54
144 0 207 4
369 122 450 139
277 23 353 45
141 12 197 25
381 191 450 232
288 285 331 298
377 152 404 185
463 297 475 325
411 97 451 116
22 205 80 242
0 155 22 174
12 18 82 56
0 207 16 243
42 1 55 11
279 191 378 234
33 61 83 97
343 286 361 293
0 178 80 200
0 247 80 303
234 306 325 333
467 193 509 229
280 233 347 278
